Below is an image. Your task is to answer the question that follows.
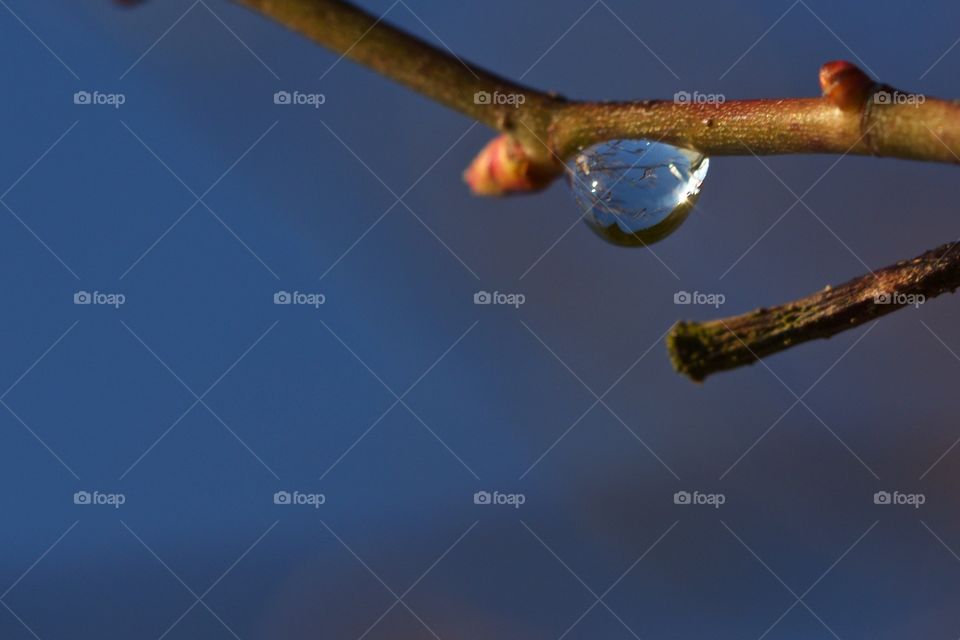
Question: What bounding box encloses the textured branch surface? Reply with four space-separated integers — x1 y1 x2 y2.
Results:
668 243 960 381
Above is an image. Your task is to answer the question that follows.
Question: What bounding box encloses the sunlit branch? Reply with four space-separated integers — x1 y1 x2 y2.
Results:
237 0 960 195
232 0 960 381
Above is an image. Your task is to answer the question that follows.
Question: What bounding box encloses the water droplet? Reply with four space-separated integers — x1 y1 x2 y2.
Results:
568 139 709 246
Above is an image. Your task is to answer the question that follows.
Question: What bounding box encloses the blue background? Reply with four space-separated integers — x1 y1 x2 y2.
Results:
1 0 960 638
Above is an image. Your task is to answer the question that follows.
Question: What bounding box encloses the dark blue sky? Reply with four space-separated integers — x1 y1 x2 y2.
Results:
1 0 960 637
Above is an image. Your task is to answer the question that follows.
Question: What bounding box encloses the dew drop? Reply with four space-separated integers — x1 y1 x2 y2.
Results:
568 139 709 246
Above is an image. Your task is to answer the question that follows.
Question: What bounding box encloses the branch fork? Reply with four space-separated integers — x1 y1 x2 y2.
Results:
233 0 960 380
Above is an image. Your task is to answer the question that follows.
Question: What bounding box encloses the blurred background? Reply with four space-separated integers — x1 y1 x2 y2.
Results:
1 0 959 637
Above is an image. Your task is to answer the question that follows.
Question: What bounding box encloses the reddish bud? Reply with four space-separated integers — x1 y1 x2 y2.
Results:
463 135 555 196
819 61 873 111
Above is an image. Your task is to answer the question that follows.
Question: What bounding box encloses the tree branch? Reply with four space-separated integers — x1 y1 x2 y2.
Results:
234 0 561 190
232 0 552 126
667 242 960 381
237 0 960 194
234 0 960 381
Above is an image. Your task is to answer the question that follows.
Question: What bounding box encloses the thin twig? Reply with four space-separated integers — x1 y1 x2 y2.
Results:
667 242 960 381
